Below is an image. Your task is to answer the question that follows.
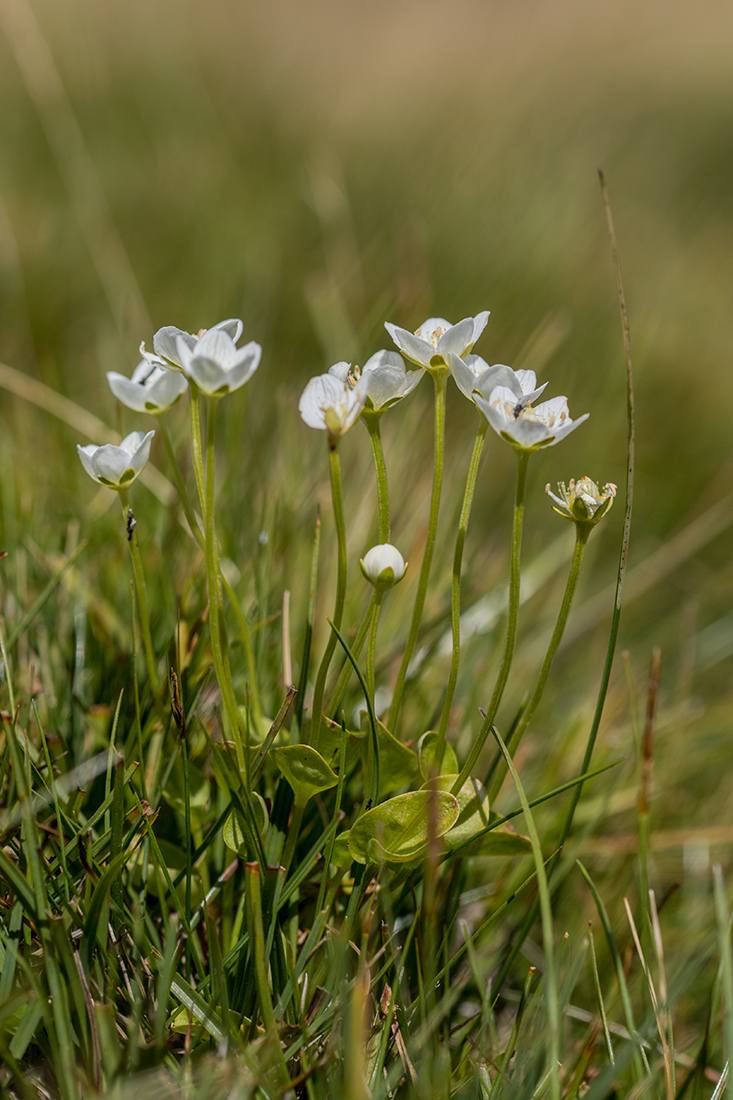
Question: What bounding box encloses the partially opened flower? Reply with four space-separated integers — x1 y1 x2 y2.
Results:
77 430 155 489
150 319 244 371
299 372 368 446
385 312 489 374
329 350 423 414
174 328 261 397
448 352 547 406
360 544 407 590
546 477 616 525
107 360 188 414
474 387 588 453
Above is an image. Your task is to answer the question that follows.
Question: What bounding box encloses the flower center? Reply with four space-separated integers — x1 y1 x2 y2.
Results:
415 325 444 347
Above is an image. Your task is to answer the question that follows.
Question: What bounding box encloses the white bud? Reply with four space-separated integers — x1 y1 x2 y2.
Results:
360 544 407 590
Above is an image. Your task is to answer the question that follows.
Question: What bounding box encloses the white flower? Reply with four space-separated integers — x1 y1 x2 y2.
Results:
546 477 616 524
107 359 188 414
474 387 588 452
150 318 244 371
360 544 407 589
329 350 423 413
384 312 489 373
77 430 155 489
298 372 368 445
448 352 547 406
175 328 261 397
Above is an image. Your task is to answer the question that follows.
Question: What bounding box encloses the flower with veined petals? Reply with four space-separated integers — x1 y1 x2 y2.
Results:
77 430 155 489
447 351 547 407
384 312 489 374
174 328 261 397
150 319 244 371
107 360 188 415
360 544 407 590
299 372 368 446
474 386 588 453
329 350 423 414
546 477 616 525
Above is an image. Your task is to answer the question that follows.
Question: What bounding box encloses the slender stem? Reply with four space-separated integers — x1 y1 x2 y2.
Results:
181 734 192 926
119 490 159 695
309 446 347 751
490 173 636 1003
160 416 203 546
330 593 375 718
163 409 263 733
203 399 246 771
387 371 447 734
221 573 264 737
436 416 487 760
366 592 383 701
365 413 390 543
245 862 289 1085
188 385 206 514
453 449 529 793
487 523 590 803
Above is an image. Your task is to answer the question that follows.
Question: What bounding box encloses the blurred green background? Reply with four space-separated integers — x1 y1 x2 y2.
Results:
0 0 732 1015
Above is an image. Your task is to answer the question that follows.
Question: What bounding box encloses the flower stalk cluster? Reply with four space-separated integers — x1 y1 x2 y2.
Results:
76 302 614 926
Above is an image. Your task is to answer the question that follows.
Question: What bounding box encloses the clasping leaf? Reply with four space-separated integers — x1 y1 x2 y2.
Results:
273 744 338 809
348 790 459 864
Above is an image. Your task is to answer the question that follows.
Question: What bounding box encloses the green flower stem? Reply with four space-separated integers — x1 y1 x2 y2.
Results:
365 413 390 543
181 732 192 928
245 861 289 1085
160 416 203 546
487 522 590 804
119 489 159 696
366 591 384 702
329 592 375 718
220 572 264 737
203 399 246 772
453 449 529 793
387 371 447 734
435 415 488 762
188 385 207 516
309 445 347 752
161 412 263 733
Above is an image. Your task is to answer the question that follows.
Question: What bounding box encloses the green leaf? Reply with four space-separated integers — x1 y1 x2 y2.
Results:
348 790 459 865
351 719 418 797
273 744 338 809
222 793 269 856
418 731 458 779
422 774 490 848
329 833 353 870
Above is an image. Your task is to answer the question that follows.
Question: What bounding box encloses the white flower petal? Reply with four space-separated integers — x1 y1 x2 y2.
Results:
213 318 244 343
154 326 196 367
129 430 155 475
470 310 490 347
77 445 98 481
384 323 434 368
91 444 134 485
361 349 423 410
194 328 237 367
328 361 352 383
437 317 474 358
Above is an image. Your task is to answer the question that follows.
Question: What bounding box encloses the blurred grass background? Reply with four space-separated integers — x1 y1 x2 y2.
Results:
0 0 732 1046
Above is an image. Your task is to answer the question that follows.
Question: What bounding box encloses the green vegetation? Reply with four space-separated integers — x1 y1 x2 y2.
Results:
0 1 732 1096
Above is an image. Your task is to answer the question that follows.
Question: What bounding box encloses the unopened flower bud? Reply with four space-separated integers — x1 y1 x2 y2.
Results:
360 544 407 590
